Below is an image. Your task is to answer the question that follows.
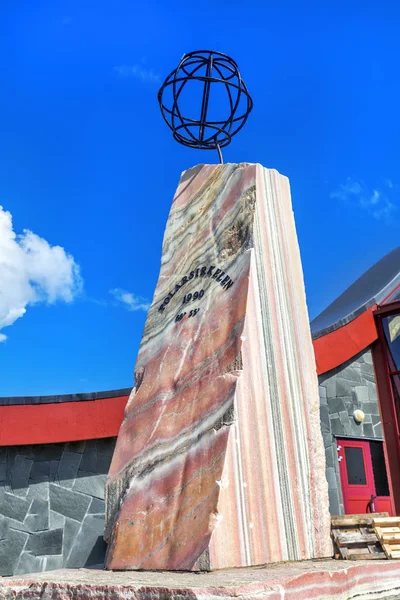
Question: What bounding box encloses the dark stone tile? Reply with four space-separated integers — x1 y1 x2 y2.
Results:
363 402 380 416
360 362 374 376
84 535 107 568
339 366 362 383
73 472 106 500
328 488 341 516
336 378 354 398
323 430 333 449
0 448 6 463
339 411 353 435
6 448 18 474
63 518 81 561
347 402 357 417
0 463 6 481
325 378 336 399
0 516 10 540
364 352 373 365
367 381 378 402
326 467 337 490
30 461 50 480
14 551 44 575
27 479 49 502
374 422 383 438
361 372 376 383
0 528 28 576
80 443 97 472
11 455 33 496
327 397 346 414
320 405 330 432
45 555 63 571
56 452 82 488
325 445 335 468
354 386 369 405
24 498 49 532
49 461 59 481
0 491 30 522
5 518 32 533
65 441 86 454
351 419 363 436
363 423 374 438
96 439 115 473
26 528 63 556
330 416 342 436
49 510 65 530
31 444 64 462
65 514 105 568
49 483 90 521
88 498 105 514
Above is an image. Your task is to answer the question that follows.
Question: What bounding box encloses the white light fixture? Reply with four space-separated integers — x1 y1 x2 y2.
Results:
353 409 365 424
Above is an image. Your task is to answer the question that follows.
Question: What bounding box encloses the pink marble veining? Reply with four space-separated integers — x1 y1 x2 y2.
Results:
105 164 331 570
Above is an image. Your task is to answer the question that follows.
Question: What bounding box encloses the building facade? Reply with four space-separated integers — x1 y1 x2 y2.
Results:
312 246 400 517
0 389 129 576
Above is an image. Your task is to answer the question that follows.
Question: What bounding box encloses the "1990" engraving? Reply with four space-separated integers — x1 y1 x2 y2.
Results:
182 289 204 304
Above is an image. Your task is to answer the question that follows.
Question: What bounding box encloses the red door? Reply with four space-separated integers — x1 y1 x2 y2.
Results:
337 439 394 515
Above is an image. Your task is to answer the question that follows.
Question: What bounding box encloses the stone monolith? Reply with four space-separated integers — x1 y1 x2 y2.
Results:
105 163 331 570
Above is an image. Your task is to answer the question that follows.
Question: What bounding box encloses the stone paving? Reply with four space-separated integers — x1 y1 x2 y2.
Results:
1 561 400 600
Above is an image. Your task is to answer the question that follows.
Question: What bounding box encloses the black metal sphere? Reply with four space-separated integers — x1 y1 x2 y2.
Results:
157 50 253 159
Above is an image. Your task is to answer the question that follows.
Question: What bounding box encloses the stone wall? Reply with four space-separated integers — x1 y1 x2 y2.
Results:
0 438 116 576
319 348 382 515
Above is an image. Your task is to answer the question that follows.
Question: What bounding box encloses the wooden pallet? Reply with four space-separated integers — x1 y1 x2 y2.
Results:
373 517 400 559
331 514 389 560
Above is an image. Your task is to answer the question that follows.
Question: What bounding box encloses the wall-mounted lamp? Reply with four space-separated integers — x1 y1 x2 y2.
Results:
353 409 366 424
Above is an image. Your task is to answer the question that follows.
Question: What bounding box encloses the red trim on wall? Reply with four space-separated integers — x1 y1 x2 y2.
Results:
0 395 128 446
313 307 379 375
371 334 400 515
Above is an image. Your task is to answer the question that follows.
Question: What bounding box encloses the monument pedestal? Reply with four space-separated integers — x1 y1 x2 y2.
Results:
105 163 331 570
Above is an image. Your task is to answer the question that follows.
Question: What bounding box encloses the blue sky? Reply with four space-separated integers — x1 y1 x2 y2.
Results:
1 0 399 396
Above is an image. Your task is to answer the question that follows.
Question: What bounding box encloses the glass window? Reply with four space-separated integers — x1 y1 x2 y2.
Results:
370 441 390 496
382 315 400 372
345 446 367 485
391 374 400 433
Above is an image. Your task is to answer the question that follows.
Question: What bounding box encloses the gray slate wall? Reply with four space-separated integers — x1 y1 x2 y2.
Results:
0 438 116 576
319 347 383 516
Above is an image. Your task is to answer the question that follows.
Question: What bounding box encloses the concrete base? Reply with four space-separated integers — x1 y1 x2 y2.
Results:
1 560 400 600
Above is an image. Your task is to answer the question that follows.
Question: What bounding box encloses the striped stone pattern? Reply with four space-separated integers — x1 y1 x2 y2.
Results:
3 561 400 600
105 164 331 571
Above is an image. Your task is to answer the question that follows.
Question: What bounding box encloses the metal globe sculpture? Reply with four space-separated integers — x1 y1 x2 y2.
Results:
157 50 253 163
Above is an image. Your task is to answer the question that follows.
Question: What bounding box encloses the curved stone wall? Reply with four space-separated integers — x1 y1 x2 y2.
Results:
318 347 382 515
0 438 116 576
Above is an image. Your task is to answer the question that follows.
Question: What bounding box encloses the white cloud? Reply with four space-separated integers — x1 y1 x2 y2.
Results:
330 178 396 220
0 334 6 343
110 288 150 312
0 206 82 339
114 64 161 84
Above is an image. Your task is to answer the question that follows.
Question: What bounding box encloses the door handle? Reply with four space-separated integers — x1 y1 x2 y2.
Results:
367 494 377 513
